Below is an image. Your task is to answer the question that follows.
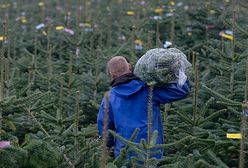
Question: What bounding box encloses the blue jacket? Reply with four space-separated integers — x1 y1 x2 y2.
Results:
97 74 191 158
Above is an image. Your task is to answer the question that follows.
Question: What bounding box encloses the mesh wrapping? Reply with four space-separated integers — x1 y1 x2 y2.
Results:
134 48 192 86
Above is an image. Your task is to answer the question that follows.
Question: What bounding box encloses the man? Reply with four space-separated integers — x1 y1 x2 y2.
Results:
97 56 191 159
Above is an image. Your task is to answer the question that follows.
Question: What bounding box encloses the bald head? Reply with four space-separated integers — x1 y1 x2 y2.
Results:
107 56 131 79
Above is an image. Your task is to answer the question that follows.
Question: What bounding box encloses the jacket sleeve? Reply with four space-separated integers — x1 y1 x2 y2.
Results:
97 97 115 148
153 80 191 104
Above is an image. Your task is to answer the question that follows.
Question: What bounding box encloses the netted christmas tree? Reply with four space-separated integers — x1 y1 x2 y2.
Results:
0 0 248 167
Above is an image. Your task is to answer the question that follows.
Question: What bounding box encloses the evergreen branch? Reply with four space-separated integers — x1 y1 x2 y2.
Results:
106 163 118 168
129 128 140 141
201 144 215 153
3 118 16 131
165 126 192 135
31 103 54 112
108 132 147 157
0 96 16 106
215 140 237 146
81 54 95 65
154 136 192 148
26 108 50 136
77 140 101 154
111 38 132 56
203 45 225 58
113 128 140 166
202 85 241 105
26 108 75 167
109 130 142 148
63 32 84 46
170 109 193 125
194 159 219 168
38 110 57 123
61 124 74 136
23 48 35 57
216 101 242 107
198 109 227 125
36 69 48 80
78 126 98 138
141 139 147 150
187 154 193 168
101 92 110 168
200 97 215 117
37 42 58 54
222 123 240 130
62 114 85 123
193 131 210 139
227 106 242 116
207 150 229 168
12 91 43 105
1 92 50 114
224 19 248 36
193 137 216 143
36 43 49 54
239 105 247 168
63 154 75 168
74 91 80 143
184 43 203 54
150 130 158 147
239 1 248 8
16 82 34 97
239 50 248 59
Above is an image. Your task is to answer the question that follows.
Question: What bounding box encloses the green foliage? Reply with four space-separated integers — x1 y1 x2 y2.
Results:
0 146 27 168
21 135 62 168
0 0 248 167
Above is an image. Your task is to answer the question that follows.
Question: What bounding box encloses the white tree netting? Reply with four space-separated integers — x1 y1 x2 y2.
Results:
134 48 192 86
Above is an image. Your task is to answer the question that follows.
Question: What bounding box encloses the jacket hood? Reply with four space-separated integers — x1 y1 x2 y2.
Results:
112 80 145 98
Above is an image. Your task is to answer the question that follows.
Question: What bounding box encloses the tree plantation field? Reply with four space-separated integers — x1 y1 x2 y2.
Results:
0 0 248 167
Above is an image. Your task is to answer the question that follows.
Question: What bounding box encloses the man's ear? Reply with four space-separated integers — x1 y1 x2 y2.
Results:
110 72 116 79
128 63 132 71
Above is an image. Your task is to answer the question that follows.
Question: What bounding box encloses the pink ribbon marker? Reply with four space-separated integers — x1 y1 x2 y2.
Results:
63 28 74 35
0 141 11 148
